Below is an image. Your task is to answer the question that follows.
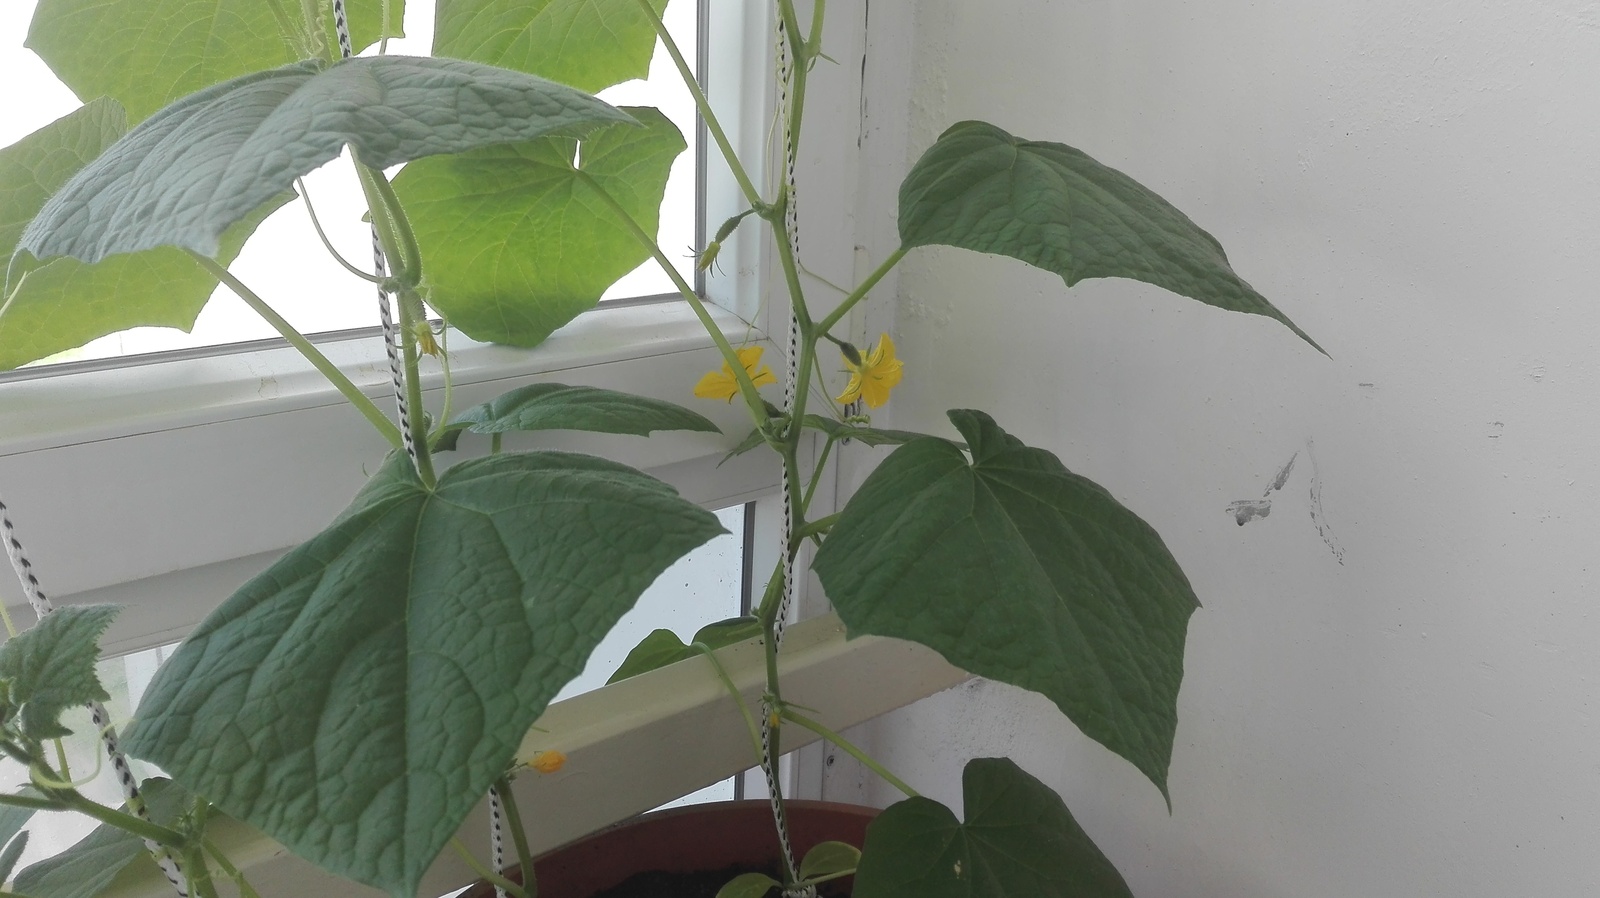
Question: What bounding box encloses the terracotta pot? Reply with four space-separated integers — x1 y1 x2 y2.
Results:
461 800 879 898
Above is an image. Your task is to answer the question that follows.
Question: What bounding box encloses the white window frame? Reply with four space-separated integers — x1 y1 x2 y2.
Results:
0 2 956 893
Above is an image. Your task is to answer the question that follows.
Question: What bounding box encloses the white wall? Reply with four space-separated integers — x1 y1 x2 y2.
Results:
842 2 1600 895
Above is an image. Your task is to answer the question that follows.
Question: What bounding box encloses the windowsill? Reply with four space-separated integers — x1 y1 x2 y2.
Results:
0 297 759 456
0 298 781 651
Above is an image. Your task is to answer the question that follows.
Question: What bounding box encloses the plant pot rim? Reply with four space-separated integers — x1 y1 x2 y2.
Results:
461 798 881 898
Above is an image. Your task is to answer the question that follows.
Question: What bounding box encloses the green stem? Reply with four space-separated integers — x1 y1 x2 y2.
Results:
634 0 764 208
450 838 526 898
204 839 263 898
52 788 187 848
396 288 438 487
801 868 858 887
52 739 71 784
692 642 764 762
800 434 838 513
188 252 404 451
495 776 538 898
781 710 919 799
816 246 908 337
356 166 423 289
789 512 838 548
297 0 329 61
296 178 386 283
184 803 220 898
572 170 769 426
0 793 59 812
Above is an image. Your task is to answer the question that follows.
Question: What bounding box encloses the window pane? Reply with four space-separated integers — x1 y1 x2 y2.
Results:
3 0 699 368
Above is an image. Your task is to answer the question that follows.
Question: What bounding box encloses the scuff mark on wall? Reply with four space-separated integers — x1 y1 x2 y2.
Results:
1227 452 1297 525
1307 439 1345 565
1226 441 1345 565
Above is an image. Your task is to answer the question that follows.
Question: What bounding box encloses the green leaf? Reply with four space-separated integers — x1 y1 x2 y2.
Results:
16 57 631 266
0 99 291 371
899 120 1320 353
0 99 126 263
715 871 781 898
0 192 292 371
852 758 1133 898
606 616 761 684
392 106 684 346
0 605 119 740
13 779 190 898
811 411 1197 800
719 428 769 466
26 0 405 124
799 840 861 881
441 382 719 447
0 831 29 884
802 415 941 449
434 0 668 93
691 616 763 648
606 629 692 685
125 452 724 898
0 793 36 850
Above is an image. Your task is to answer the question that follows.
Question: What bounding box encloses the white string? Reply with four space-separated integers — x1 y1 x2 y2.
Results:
0 494 189 897
758 15 814 898
487 785 508 898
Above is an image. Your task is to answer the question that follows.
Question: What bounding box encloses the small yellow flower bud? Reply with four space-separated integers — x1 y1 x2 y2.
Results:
414 321 441 358
528 750 566 774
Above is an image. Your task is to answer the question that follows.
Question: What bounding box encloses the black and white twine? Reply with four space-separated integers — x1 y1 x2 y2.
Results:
487 784 509 898
757 15 815 898
0 494 189 897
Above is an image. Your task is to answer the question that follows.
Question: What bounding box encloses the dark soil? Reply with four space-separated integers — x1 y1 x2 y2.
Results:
588 863 851 898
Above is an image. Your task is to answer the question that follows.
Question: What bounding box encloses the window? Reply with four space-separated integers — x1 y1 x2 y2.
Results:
0 0 801 872
0 0 702 367
0 4 964 893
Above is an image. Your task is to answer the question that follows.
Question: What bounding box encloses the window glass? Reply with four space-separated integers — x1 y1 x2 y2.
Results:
0 0 699 368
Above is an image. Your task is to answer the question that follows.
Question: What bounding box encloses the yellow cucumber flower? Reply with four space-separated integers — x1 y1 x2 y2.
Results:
694 346 777 402
529 750 567 774
836 333 904 409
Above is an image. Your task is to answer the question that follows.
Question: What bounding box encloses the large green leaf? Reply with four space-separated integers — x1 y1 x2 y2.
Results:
0 605 119 741
15 57 631 267
811 411 1197 799
392 106 683 346
13 779 190 898
435 0 668 93
27 0 406 123
0 100 291 371
0 192 291 371
852 758 1134 898
125 452 724 898
0 99 126 261
899 120 1320 352
437 381 718 451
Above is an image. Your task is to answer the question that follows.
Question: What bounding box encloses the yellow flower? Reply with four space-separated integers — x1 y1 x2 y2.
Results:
694 346 777 402
836 333 904 409
528 750 566 774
